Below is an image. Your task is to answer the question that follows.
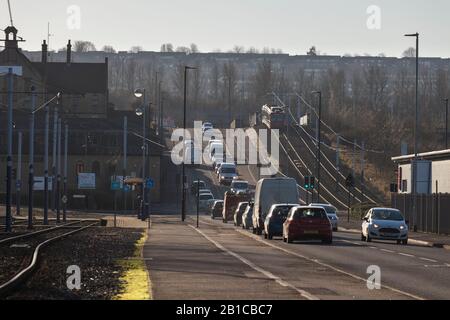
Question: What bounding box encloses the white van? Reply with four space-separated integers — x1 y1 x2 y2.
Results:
252 178 299 235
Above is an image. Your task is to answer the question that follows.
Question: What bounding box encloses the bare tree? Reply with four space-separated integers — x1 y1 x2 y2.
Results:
130 46 143 53
402 47 416 58
307 46 317 56
73 40 97 52
160 43 174 52
102 45 116 53
190 43 200 53
232 45 245 53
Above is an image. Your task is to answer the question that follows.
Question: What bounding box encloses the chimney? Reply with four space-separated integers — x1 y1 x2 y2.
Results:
66 40 72 65
42 40 48 64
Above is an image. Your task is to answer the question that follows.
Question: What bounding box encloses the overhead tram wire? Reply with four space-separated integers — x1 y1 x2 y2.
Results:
272 92 380 205
292 93 385 154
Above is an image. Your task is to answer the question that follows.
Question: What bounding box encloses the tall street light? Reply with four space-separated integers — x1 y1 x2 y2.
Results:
445 98 449 150
182 66 197 222
134 88 150 221
312 91 322 203
405 32 419 231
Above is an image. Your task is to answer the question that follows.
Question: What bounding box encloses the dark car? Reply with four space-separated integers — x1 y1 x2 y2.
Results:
234 202 249 227
283 206 333 244
264 204 299 240
211 200 224 220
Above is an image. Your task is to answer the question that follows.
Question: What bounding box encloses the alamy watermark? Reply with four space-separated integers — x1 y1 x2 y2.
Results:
367 5 381 30
367 265 381 290
67 265 81 290
67 5 82 30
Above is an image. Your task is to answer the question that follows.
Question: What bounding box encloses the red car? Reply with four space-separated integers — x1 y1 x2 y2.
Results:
283 206 333 244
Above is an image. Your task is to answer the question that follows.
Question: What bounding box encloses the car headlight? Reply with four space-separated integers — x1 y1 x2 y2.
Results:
373 224 380 229
400 225 406 230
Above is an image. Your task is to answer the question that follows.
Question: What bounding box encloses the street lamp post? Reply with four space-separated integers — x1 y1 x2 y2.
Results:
405 32 419 231
134 89 150 221
312 91 322 203
28 87 36 229
182 66 197 222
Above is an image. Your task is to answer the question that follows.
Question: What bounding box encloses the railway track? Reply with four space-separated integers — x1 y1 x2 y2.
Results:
0 220 99 298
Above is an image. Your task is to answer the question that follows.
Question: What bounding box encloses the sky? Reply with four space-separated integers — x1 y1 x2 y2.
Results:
1 0 450 57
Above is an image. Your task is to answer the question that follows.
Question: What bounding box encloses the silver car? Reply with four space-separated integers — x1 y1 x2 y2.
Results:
310 203 339 231
361 208 409 245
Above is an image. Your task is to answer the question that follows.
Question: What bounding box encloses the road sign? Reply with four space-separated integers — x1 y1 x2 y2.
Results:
62 196 68 204
33 177 53 191
111 181 121 191
146 178 155 189
78 173 96 190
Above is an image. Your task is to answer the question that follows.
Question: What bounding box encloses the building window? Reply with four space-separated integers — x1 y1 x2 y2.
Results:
402 180 408 193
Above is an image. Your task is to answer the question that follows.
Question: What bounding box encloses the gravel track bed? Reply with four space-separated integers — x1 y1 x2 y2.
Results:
0 221 96 285
4 227 144 300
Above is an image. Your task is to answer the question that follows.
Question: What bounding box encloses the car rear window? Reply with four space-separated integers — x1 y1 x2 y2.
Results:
200 195 213 201
272 206 294 219
295 208 327 220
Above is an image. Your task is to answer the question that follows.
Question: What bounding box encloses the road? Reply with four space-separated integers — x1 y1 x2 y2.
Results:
145 161 450 300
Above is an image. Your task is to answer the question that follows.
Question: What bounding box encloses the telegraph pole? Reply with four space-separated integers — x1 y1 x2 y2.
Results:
56 117 62 223
28 87 36 229
43 95 50 225
16 132 22 217
63 123 68 223
5 68 14 233
52 104 58 212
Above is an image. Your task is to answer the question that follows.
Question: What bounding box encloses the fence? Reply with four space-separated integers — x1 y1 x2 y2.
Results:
391 193 450 235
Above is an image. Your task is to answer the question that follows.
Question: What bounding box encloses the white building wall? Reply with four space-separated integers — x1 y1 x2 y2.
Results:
432 160 450 193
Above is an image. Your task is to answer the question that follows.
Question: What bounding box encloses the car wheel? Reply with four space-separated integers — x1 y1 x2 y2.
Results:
268 233 273 240
322 238 333 245
366 234 372 243
402 239 408 245
397 240 402 245
287 235 293 244
333 228 338 232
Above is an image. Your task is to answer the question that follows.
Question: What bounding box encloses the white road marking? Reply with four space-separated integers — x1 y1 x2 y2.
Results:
340 240 363 246
419 257 438 263
189 225 319 300
380 249 395 254
236 229 425 300
398 253 415 258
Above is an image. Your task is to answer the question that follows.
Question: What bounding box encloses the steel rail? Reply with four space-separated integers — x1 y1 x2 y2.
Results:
0 221 98 297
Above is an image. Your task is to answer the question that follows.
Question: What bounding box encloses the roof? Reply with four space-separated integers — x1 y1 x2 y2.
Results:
392 149 450 163
32 61 108 94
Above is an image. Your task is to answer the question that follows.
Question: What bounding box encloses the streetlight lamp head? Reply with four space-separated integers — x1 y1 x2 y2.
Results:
134 89 144 99
404 33 419 37
135 107 144 117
